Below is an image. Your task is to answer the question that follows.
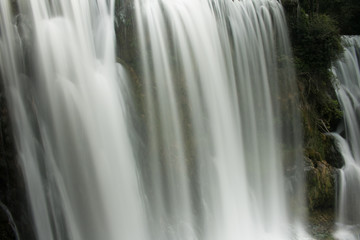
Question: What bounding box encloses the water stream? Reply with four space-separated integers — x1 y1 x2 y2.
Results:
0 1 147 239
0 0 305 239
332 36 360 240
135 0 304 239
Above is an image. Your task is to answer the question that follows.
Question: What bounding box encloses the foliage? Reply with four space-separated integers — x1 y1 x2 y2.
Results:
283 0 345 211
289 9 343 134
305 156 336 210
300 0 360 35
292 11 343 76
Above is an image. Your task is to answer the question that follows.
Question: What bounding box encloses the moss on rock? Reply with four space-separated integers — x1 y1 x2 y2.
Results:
305 156 337 210
283 0 345 214
307 209 336 240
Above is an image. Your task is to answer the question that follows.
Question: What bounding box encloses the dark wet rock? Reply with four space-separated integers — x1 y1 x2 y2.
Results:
305 157 337 210
324 135 344 169
307 209 336 240
0 82 35 240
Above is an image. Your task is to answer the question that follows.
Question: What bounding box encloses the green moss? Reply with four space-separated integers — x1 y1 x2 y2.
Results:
309 0 360 35
307 209 336 240
288 6 344 135
283 2 345 212
293 12 343 74
305 157 336 210
301 97 343 209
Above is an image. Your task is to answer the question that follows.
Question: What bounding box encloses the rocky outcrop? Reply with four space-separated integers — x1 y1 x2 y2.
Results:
305 156 337 210
304 134 344 210
0 80 35 239
283 0 345 214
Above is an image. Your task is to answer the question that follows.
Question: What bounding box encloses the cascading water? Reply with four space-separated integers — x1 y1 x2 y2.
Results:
0 1 147 239
332 36 360 240
135 0 305 239
0 0 306 239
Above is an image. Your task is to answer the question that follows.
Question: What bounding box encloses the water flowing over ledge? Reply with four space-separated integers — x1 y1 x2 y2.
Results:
1 0 306 239
0 1 147 239
134 0 305 239
332 36 360 240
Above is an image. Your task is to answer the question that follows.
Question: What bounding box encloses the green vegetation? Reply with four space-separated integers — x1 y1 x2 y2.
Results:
300 0 360 35
283 0 344 211
292 12 342 76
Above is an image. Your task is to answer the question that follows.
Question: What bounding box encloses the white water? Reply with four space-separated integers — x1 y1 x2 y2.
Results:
0 0 305 239
0 1 147 240
332 36 360 240
135 0 304 239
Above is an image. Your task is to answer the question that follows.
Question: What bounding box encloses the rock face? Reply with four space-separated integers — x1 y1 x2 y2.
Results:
307 209 336 240
115 0 139 71
0 207 16 240
303 135 343 239
283 0 345 213
302 117 344 211
305 157 336 210
0 84 35 239
304 134 344 210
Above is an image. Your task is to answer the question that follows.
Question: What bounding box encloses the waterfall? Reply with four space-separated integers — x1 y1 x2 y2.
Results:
0 1 148 239
332 36 360 240
0 0 305 239
135 0 304 239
